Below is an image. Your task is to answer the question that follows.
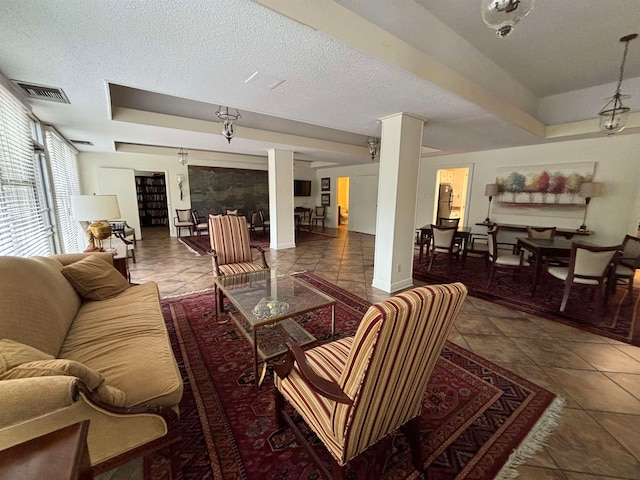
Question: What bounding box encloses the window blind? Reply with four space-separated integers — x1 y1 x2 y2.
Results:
45 128 84 253
0 84 53 257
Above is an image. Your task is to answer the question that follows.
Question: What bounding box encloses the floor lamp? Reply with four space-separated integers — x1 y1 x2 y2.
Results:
577 182 602 233
484 184 499 224
71 195 122 251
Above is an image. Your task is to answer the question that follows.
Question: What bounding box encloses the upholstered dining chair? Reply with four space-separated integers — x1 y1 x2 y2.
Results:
258 209 270 234
527 226 557 239
208 214 269 313
174 209 194 237
428 224 460 272
191 210 208 237
547 242 621 312
610 234 640 296
225 208 239 216
297 208 314 232
438 217 460 227
462 232 489 266
313 206 326 230
274 283 468 480
486 226 529 288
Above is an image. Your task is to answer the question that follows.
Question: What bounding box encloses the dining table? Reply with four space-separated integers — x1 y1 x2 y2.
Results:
516 236 591 295
417 225 472 263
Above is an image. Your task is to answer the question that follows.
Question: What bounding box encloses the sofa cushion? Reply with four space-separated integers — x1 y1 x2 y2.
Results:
60 282 183 408
0 256 81 356
61 255 130 301
0 339 54 374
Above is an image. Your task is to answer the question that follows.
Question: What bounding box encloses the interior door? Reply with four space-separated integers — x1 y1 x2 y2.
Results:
349 174 378 235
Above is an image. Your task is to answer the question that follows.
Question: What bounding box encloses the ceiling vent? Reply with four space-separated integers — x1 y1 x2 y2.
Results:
70 140 93 146
11 80 70 103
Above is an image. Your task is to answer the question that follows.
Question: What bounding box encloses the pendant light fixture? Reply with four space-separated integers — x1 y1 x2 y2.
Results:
481 0 535 38
177 147 188 165
366 137 380 162
598 33 637 135
215 106 242 143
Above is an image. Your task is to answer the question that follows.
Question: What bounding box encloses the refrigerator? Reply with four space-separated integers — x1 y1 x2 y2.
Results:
437 183 454 220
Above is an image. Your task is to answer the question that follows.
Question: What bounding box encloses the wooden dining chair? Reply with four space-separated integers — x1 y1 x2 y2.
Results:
547 242 621 312
486 226 529 288
527 226 557 239
438 217 460 227
609 234 640 297
174 209 194 237
274 283 468 480
428 224 460 272
313 206 326 230
191 210 208 237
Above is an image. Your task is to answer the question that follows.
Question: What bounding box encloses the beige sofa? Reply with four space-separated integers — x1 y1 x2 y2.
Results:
0 253 183 475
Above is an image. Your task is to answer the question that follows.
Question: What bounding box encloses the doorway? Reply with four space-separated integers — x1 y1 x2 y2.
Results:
337 177 350 228
434 168 469 226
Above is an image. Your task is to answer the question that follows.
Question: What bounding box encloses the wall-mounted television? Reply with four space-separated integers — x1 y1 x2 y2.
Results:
294 179 311 196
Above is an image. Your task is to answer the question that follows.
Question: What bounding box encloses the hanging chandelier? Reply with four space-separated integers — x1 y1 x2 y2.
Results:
598 33 637 135
366 137 380 162
177 147 188 165
481 0 535 38
215 106 242 143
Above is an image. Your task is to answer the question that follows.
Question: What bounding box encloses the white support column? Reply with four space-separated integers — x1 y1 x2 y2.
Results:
372 113 424 293
268 149 296 249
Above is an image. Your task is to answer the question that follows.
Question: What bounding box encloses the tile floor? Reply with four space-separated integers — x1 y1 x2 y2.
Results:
109 225 640 479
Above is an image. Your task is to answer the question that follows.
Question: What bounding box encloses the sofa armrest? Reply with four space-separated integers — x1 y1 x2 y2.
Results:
0 376 78 429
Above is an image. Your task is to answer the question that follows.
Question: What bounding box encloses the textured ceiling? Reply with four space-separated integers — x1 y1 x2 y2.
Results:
0 0 639 167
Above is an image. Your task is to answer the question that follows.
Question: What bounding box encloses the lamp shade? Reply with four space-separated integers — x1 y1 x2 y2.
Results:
71 195 121 221
578 182 602 198
484 184 499 196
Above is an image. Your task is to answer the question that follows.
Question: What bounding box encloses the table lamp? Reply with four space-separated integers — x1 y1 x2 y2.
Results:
71 195 121 250
577 182 602 233
484 183 499 224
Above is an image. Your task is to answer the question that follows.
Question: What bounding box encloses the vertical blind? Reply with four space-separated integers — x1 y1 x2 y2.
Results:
0 84 54 257
45 128 84 253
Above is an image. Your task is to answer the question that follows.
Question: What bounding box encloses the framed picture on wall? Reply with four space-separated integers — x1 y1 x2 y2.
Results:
321 193 330 206
321 177 330 191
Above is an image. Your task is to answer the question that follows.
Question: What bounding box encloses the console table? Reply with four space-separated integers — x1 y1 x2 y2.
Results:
475 222 592 239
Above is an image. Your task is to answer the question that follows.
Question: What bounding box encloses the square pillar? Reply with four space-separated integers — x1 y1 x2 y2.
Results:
268 149 296 249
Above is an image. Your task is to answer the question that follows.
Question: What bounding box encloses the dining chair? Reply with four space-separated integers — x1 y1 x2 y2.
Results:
313 206 326 230
191 210 208 237
428 224 460 272
547 242 621 312
609 234 640 297
208 214 269 313
486 226 529 288
462 232 489 266
438 217 460 227
225 208 239 216
297 208 314 232
274 283 468 480
258 209 270 235
527 226 556 239
109 220 137 263
174 209 194 237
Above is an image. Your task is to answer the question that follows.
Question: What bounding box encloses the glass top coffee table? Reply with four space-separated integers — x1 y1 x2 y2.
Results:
214 269 336 387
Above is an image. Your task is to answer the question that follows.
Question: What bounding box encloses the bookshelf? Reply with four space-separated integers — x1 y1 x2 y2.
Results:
136 175 168 226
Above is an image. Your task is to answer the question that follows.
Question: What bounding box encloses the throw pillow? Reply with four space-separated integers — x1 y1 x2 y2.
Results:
0 358 127 407
61 255 130 301
0 339 54 375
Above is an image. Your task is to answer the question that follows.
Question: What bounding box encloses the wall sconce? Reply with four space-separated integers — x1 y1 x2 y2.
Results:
484 183 499 224
577 182 602 232
177 174 185 201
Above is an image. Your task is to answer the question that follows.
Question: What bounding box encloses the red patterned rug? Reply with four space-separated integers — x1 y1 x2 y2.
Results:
179 230 334 256
150 273 562 479
413 254 640 346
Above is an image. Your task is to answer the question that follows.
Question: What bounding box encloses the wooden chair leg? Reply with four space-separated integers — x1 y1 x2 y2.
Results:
274 388 285 429
330 459 345 480
428 251 435 271
402 417 423 473
560 282 572 312
486 265 496 288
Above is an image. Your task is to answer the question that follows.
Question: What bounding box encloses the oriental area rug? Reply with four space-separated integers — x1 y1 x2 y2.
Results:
149 273 563 480
413 255 640 346
179 230 334 256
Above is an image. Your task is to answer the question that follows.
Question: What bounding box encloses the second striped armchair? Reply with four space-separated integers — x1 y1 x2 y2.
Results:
274 282 468 479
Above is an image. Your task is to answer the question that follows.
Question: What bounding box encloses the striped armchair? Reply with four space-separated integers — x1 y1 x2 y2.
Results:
208 214 269 312
274 283 467 479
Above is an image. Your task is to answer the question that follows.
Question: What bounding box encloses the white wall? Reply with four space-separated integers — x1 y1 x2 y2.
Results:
418 133 640 246
315 163 380 229
79 151 311 237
